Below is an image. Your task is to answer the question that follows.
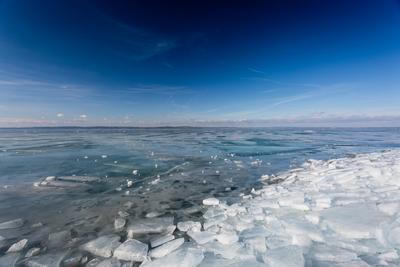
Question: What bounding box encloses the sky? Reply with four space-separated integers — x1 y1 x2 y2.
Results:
1 0 400 127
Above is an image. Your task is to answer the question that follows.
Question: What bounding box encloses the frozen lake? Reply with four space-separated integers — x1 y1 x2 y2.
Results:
0 127 400 266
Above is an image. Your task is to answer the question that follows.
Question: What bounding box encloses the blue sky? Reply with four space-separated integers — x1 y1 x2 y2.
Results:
0 0 400 126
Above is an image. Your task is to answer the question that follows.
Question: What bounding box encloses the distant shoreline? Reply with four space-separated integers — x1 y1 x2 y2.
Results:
0 126 400 129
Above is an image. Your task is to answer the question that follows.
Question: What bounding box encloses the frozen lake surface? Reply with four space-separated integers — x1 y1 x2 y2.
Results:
0 127 400 266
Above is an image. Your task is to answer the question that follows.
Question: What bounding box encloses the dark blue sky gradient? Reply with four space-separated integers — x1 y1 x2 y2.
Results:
1 0 400 126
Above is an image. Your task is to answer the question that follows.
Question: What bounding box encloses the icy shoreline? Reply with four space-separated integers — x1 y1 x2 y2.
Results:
2 149 400 266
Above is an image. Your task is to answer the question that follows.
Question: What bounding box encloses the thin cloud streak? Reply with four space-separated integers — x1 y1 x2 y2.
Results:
247 67 265 74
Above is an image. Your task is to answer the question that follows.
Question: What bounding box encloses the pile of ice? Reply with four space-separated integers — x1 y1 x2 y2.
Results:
2 150 400 266
141 150 400 266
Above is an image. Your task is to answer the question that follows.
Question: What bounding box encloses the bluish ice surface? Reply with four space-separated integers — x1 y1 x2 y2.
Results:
0 127 399 247
1 127 400 186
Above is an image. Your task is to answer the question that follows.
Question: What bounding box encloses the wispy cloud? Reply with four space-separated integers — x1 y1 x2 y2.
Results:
0 76 93 100
123 84 188 95
247 67 265 74
269 92 315 107
95 9 178 61
243 76 321 88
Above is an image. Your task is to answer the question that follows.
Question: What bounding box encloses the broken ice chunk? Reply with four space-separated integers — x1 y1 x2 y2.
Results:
127 217 175 237
141 246 204 267
149 238 184 258
150 234 175 248
0 218 24 229
6 239 28 253
113 239 148 262
114 217 126 230
187 230 216 245
146 211 162 218
309 244 358 263
118 210 130 218
243 236 267 253
240 226 272 239
80 235 121 258
321 203 387 239
202 241 243 260
377 202 400 216
96 258 122 267
216 231 239 245
25 247 40 258
262 245 305 267
57 176 99 182
177 221 202 232
265 235 293 249
25 252 68 267
203 198 220 206
48 230 71 248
